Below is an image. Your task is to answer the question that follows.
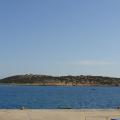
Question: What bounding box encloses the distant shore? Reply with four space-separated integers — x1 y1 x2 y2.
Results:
0 83 119 87
0 74 120 86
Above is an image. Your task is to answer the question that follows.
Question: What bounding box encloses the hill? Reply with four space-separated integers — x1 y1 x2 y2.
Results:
0 74 120 86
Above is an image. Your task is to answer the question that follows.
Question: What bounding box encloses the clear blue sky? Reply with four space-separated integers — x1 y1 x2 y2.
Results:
0 0 120 78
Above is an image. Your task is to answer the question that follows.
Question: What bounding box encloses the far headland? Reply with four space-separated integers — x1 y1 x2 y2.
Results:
0 74 120 86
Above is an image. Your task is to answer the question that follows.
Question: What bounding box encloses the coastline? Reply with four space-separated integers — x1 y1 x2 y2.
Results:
0 109 120 120
0 83 119 87
1 74 120 86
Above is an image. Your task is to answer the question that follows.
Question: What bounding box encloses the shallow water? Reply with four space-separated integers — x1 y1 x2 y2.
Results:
0 85 120 109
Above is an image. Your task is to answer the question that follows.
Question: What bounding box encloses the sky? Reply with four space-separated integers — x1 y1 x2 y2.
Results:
0 0 120 78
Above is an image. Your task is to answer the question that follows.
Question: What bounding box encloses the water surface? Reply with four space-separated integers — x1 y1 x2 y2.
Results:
0 85 120 109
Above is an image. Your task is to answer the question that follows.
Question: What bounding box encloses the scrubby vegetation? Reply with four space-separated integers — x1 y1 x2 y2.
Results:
0 74 120 86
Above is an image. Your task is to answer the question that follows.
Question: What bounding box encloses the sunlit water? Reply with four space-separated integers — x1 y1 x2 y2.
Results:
0 85 120 109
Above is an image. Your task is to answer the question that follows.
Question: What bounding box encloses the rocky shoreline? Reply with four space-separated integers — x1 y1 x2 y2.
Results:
0 74 120 86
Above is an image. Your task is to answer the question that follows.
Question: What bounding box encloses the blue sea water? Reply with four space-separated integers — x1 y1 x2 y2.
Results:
0 85 120 109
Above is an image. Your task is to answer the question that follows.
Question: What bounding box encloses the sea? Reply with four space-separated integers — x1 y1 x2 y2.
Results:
0 85 120 109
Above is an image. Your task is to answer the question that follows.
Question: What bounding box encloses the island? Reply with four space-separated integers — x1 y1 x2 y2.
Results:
0 74 120 86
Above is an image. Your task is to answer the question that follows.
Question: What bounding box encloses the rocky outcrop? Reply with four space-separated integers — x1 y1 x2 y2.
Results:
0 74 120 86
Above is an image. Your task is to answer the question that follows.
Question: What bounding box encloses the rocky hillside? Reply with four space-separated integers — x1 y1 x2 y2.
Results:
0 74 120 86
